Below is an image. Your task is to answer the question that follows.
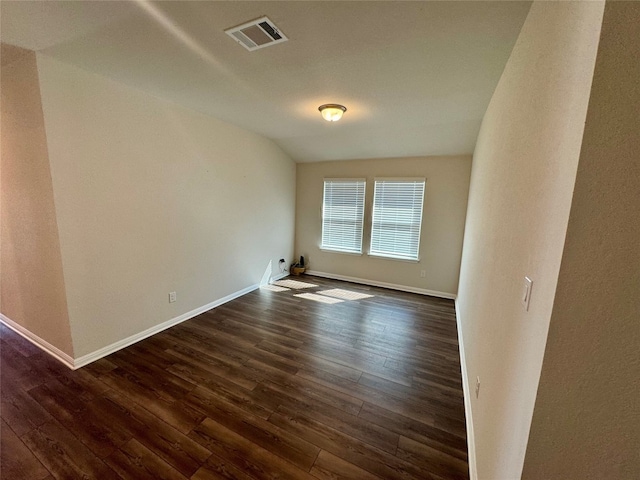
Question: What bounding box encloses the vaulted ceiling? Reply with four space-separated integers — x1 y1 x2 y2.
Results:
1 1 531 162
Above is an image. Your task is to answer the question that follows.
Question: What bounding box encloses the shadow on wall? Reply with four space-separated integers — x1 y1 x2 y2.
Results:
0 44 74 357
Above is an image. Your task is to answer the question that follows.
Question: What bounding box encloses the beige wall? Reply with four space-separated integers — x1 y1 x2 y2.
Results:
295 155 471 296
523 2 640 478
456 2 604 479
35 55 296 358
1 46 74 356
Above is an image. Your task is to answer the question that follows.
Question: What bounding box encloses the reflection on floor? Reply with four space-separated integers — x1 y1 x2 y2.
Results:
317 288 375 301
260 284 290 292
294 292 345 304
271 279 318 289
263 279 376 305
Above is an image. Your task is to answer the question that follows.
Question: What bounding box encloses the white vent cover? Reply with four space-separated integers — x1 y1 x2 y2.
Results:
225 16 288 51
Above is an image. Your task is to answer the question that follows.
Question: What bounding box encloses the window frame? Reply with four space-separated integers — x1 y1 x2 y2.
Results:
368 178 426 262
320 178 366 255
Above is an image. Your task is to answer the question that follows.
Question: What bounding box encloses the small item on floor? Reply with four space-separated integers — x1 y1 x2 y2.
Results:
290 255 307 275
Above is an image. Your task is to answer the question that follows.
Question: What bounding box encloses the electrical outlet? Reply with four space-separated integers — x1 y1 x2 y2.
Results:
420 270 426 278
169 291 177 303
475 376 480 398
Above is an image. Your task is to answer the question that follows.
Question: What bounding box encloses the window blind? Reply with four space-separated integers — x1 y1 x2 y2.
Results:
370 179 425 260
321 179 366 254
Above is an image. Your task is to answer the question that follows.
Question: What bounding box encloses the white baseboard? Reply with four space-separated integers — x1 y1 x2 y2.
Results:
455 299 478 480
73 283 259 368
1 283 259 370
304 270 457 300
0 313 75 369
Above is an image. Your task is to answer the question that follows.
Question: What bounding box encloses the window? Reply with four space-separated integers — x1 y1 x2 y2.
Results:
370 179 425 261
321 179 366 254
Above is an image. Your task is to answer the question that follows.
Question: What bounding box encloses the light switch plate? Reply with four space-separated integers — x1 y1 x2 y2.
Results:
522 277 533 311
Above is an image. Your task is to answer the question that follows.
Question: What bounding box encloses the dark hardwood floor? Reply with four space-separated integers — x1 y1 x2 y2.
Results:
0 275 468 480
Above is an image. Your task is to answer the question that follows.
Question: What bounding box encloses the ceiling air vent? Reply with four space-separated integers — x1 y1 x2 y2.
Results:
225 16 288 52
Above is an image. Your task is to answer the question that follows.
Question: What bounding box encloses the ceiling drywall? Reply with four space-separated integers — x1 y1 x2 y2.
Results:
1 1 531 162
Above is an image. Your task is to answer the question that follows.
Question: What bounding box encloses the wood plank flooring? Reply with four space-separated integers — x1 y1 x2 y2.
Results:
0 276 468 479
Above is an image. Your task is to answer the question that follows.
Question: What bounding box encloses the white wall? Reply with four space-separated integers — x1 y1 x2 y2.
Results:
456 2 604 479
295 155 471 297
36 55 296 358
523 2 640 477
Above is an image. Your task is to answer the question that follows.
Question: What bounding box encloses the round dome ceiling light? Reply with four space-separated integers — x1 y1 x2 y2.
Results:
318 104 347 122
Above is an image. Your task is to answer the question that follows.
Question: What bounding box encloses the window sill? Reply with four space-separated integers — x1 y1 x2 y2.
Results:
319 247 364 256
367 253 420 263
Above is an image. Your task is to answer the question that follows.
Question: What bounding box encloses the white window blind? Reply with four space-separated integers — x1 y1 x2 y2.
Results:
370 179 425 261
321 179 366 254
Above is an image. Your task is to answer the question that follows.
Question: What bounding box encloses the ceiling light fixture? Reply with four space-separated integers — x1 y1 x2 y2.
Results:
319 104 347 122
